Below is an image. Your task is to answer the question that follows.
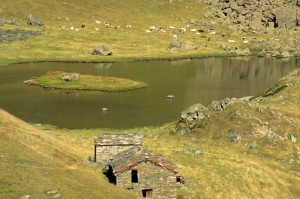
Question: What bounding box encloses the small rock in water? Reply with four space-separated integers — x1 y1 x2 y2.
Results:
19 195 30 199
101 108 108 111
166 95 175 100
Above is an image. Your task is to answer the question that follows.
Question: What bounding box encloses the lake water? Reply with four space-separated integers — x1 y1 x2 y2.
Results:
0 57 299 129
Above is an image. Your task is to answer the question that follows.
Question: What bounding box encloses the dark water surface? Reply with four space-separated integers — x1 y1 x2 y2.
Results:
0 57 299 129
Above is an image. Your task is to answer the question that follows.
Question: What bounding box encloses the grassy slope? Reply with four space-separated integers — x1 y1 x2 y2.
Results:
0 0 234 66
35 70 300 198
0 109 134 199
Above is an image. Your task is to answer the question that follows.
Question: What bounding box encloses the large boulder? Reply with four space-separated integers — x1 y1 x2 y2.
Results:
169 38 198 51
92 45 112 56
274 7 297 29
61 73 80 81
27 14 44 26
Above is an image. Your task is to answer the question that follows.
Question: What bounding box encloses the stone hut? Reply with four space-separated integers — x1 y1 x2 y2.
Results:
94 134 142 165
104 147 184 199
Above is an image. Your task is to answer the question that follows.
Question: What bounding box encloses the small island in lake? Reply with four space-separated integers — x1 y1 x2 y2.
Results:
25 71 148 91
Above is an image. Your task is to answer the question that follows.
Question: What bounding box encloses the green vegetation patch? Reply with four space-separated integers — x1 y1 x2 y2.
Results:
26 71 148 91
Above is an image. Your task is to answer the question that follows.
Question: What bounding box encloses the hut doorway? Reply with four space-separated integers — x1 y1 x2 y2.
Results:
142 189 153 198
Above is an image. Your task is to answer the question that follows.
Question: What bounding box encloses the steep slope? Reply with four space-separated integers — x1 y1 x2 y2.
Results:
0 109 134 199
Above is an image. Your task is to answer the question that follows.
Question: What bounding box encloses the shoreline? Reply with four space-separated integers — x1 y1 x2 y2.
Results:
0 52 233 67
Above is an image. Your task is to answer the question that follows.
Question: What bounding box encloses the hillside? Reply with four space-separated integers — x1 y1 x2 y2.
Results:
0 109 134 199
1 0 299 67
24 69 300 198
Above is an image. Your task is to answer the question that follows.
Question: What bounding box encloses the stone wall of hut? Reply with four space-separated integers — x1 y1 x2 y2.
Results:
116 161 178 199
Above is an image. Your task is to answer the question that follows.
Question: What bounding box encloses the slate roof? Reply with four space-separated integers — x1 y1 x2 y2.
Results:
94 134 142 146
107 147 180 176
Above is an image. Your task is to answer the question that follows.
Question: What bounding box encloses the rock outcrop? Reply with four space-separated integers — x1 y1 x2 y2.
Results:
0 29 42 43
27 14 44 26
205 0 300 30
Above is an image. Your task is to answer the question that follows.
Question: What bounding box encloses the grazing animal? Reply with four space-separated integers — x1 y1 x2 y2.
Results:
209 31 216 35
81 23 86 28
95 20 101 24
243 40 249 43
145 29 152 33
190 28 197 32
149 26 157 31
159 27 166 32
95 27 99 31
240 37 247 41
180 27 186 33
60 25 65 29
70 26 75 30
126 25 132 28
74 28 80 31
228 39 235 43
173 35 177 40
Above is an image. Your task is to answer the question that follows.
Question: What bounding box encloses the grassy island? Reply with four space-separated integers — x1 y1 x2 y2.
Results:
26 71 147 91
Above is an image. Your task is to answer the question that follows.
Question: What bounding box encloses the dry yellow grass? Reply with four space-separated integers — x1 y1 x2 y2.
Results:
0 109 134 199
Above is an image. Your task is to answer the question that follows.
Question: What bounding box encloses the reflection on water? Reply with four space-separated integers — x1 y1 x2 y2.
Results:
0 57 299 129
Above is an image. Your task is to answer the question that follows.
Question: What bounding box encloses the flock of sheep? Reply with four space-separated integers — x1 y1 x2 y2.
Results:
59 19 251 44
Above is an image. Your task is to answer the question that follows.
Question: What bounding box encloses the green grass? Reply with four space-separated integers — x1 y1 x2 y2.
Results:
0 0 256 67
26 71 147 91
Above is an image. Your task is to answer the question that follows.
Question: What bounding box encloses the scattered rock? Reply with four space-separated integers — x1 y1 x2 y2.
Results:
92 45 112 56
228 131 242 142
61 73 80 81
289 134 297 143
46 189 58 195
19 195 30 199
169 38 197 51
245 141 257 149
27 14 44 26
235 48 251 56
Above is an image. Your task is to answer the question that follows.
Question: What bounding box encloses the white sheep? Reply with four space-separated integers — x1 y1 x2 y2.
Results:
209 31 216 35
95 20 101 24
126 25 132 28
190 28 197 32
180 28 186 33
70 26 75 30
228 39 235 43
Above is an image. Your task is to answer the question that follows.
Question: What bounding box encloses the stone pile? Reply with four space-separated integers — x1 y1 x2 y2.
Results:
0 29 41 43
207 0 300 31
